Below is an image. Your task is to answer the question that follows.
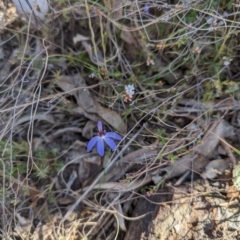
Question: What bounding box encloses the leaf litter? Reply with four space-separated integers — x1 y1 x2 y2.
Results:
1 1 240 240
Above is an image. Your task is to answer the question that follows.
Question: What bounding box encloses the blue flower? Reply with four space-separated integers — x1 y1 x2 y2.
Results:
144 4 150 15
87 121 122 156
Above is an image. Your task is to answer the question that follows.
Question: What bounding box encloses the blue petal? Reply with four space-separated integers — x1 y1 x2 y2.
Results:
98 120 103 131
87 136 99 152
97 138 105 156
104 137 117 150
144 4 150 14
105 132 122 141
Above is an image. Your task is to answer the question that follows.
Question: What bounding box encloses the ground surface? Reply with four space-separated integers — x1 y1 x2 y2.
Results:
1 0 240 239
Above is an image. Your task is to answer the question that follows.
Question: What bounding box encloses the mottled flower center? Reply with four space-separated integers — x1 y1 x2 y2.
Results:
98 130 106 137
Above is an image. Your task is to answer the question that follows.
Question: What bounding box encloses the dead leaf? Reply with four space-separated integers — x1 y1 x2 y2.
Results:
81 41 105 66
95 101 126 134
82 120 95 139
56 74 97 113
66 170 78 189
74 74 98 113
161 154 209 181
72 106 99 122
78 154 102 186
120 30 139 46
196 120 235 157
57 196 76 205
55 77 76 94
201 159 230 179
159 120 234 181
56 74 126 133
102 148 158 182
14 113 54 127
28 179 41 207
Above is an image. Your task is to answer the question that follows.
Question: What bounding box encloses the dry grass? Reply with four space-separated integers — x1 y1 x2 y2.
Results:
0 0 240 239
